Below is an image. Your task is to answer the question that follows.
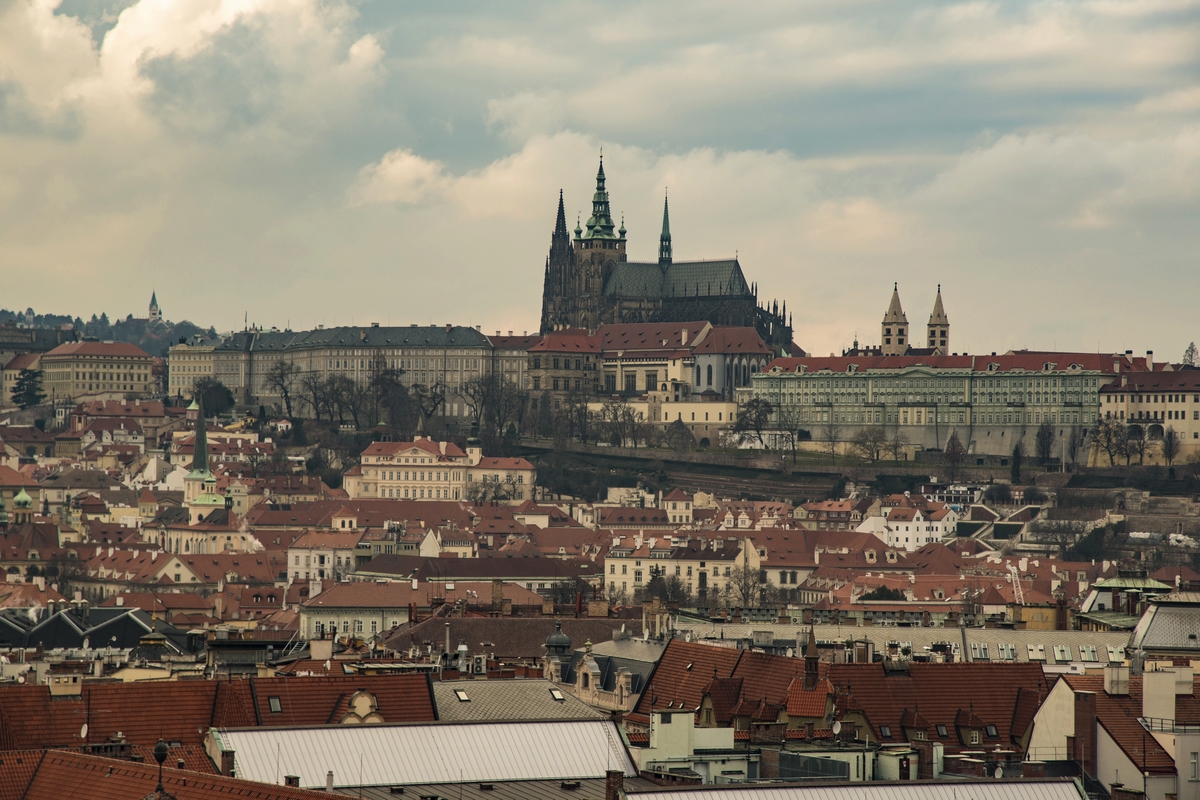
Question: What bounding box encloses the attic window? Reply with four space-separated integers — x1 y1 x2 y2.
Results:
936 724 948 738
454 690 470 702
268 696 282 713
880 725 892 739
549 689 566 701
985 724 998 738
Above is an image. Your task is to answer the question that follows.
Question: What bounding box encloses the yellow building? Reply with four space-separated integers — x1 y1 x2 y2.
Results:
168 341 217 398
1097 369 1200 464
41 342 154 403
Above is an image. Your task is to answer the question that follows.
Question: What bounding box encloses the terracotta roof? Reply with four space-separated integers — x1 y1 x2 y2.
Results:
599 321 712 353
785 677 834 718
827 662 1048 748
0 465 39 487
474 457 535 470
766 352 1151 375
702 677 743 725
361 439 466 459
302 580 543 610
488 333 543 350
635 640 744 715
690 326 771 355
2 353 40 372
0 749 333 800
596 507 672 526
528 329 601 353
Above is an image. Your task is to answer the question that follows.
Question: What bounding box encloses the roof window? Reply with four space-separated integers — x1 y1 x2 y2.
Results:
268 696 282 713
936 724 948 738
549 688 566 701
454 689 470 702
880 725 892 738
985 724 998 738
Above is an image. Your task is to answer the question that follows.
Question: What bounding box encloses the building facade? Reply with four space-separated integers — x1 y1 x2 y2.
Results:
539 159 793 350
749 352 1153 457
41 342 155 403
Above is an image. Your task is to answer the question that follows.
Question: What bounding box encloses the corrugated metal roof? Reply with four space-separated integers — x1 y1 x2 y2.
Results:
626 779 1085 800
214 720 636 789
431 680 605 722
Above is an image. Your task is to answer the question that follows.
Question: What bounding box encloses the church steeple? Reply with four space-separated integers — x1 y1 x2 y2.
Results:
881 283 909 356
658 190 672 267
554 189 567 237
582 153 617 240
927 284 949 354
540 189 579 334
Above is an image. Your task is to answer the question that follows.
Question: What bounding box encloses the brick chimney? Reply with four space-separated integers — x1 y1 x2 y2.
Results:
220 749 235 776
1073 690 1097 778
605 770 624 800
491 579 504 610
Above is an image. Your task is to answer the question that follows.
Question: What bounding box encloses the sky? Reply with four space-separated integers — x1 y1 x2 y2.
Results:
1 0 1198 359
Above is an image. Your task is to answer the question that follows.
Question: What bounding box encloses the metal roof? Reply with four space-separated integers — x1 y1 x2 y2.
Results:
353 777 663 800
625 779 1086 800
431 679 605 722
213 719 637 789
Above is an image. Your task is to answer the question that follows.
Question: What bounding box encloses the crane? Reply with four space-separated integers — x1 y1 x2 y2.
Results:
1008 564 1025 605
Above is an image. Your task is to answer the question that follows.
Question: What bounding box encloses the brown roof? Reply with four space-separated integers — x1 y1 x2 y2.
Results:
690 326 771 355
599 321 712 353
302 580 543 610
767 352 1152 375
0 749 333 800
635 640 743 715
383 617 643 661
0 674 435 752
45 341 151 359
528 329 601 353
828 662 1048 749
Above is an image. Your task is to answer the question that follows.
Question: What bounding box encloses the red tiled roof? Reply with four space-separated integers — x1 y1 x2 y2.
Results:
785 677 834 718
691 326 771 355
2 353 40 372
599 321 712 353
828 662 1048 748
528 329 600 353
3 750 332 800
637 640 742 715
766 352 1152 375
475 457 535 470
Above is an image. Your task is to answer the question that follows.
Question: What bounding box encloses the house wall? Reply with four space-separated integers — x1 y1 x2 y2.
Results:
1027 678 1075 761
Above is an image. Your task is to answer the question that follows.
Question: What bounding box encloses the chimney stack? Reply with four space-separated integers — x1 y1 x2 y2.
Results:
605 770 624 800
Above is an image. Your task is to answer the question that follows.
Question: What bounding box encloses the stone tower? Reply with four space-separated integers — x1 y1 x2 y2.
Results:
539 190 576 333
570 154 626 330
927 285 949 355
881 283 909 356
148 292 162 324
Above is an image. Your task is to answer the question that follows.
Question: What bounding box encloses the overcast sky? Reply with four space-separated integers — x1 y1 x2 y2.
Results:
2 0 1198 358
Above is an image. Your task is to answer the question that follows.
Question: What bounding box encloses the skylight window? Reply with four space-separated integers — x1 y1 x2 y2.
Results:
454 690 470 702
936 724 948 738
880 725 892 738
268 696 282 713
549 689 566 701
985 724 998 738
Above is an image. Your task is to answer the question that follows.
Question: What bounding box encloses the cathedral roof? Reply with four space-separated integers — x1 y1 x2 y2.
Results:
603 259 747 299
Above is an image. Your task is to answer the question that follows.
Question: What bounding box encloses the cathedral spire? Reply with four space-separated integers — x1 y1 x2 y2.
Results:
554 189 567 237
659 190 672 267
583 153 617 240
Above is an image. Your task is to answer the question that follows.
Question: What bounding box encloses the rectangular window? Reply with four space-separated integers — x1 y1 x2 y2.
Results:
624 373 638 393
269 696 282 713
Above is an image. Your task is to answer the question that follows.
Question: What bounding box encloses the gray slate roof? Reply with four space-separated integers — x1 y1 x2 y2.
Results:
1129 592 1200 655
215 325 491 353
605 260 749 299
432 679 605 722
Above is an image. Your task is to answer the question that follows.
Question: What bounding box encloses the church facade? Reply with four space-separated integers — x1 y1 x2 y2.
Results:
539 158 794 351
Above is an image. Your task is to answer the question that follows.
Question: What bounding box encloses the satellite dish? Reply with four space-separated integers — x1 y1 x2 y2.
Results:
995 767 1003 779
832 721 842 734
17 675 25 684
80 724 89 740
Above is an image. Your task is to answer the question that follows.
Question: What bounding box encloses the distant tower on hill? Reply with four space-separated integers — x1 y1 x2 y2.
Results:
927 285 949 355
881 284 909 356
149 292 162 324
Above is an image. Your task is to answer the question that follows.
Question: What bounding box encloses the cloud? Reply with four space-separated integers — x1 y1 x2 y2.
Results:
1 0 1199 362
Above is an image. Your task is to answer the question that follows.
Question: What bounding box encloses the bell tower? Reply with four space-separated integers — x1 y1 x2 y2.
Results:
927 285 949 355
881 284 909 356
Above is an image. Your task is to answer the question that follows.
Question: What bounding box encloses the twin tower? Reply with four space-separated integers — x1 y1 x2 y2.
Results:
881 284 950 356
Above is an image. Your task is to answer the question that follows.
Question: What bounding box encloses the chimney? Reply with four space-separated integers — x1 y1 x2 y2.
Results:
220 750 235 776
309 578 322 599
605 770 624 800
284 776 300 787
1143 668 1176 724
1073 691 1097 778
1103 664 1129 696
326 771 334 792
492 579 504 610
681 329 688 345
439 441 447 455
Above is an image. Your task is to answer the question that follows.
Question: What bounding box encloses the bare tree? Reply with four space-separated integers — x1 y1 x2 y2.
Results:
1030 520 1092 559
1066 426 1086 466
1092 416 1126 466
886 429 910 461
458 375 489 430
1161 425 1181 466
733 397 773 448
775 404 811 463
821 414 842 463
663 418 696 451
726 564 767 607
943 430 966 480
411 381 446 429
1125 424 1149 465
850 427 887 462
300 373 329 422
1035 422 1056 468
263 360 301 418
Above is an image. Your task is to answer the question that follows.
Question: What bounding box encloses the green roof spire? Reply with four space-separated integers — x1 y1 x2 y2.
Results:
658 189 672 266
582 152 618 240
188 397 213 482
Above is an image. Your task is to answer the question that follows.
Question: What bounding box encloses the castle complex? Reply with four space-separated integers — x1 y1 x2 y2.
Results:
539 157 794 352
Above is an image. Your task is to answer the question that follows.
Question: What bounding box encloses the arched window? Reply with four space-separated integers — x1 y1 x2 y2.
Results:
695 366 701 385
706 364 713 387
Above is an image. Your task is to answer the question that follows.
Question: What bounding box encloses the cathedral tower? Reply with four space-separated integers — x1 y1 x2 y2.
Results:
539 190 575 333
658 191 672 267
881 284 909 356
569 155 626 329
927 285 949 355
